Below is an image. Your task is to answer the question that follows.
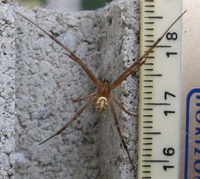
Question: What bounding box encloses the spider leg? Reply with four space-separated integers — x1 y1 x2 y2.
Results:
73 91 97 102
39 95 97 145
108 98 135 171
110 94 134 116
15 11 101 88
110 10 187 90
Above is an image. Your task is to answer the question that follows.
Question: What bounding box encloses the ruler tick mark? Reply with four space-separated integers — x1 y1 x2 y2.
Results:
144 69 153 71
145 57 155 60
144 80 153 82
143 148 152 151
144 74 162 77
143 97 152 100
143 160 169 163
145 45 171 48
142 170 151 173
142 165 151 167
145 40 154 43
144 92 152 94
144 102 170 105
145 28 154 31
143 132 161 135
143 121 153 124
145 34 154 37
145 16 163 19
143 115 153 117
143 137 152 139
145 5 154 7
144 62 154 65
144 85 153 88
144 22 154 24
143 143 153 145
144 50 154 53
145 10 155 13
143 126 153 129
142 154 152 157
143 108 153 110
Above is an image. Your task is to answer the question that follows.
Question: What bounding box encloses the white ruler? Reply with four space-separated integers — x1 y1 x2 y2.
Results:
138 0 183 178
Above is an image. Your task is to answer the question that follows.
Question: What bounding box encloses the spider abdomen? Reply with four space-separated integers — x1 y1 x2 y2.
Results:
95 97 108 113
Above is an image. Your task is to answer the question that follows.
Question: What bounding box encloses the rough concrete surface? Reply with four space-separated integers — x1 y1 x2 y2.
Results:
0 1 15 179
2 0 140 178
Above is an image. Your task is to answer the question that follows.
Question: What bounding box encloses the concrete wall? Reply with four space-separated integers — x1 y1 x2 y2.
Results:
0 1 15 179
1 0 140 178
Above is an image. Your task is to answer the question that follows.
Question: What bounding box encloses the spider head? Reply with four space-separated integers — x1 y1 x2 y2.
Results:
100 78 111 84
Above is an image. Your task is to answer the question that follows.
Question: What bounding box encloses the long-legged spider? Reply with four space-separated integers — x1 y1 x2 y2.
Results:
16 10 186 169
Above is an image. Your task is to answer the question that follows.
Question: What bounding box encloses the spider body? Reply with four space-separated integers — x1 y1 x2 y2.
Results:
95 96 108 113
95 82 110 113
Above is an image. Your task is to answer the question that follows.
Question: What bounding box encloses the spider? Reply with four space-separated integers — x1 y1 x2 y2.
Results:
16 10 186 169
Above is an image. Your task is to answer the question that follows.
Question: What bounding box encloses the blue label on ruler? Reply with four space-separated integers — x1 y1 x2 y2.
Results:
185 88 200 179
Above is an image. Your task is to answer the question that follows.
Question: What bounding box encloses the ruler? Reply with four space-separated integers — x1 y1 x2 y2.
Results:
138 0 183 178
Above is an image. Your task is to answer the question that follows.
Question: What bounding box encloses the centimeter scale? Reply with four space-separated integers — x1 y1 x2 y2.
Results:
138 0 182 177
138 0 200 178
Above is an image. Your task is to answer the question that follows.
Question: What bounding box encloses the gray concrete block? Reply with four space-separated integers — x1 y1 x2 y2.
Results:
3 0 140 178
0 1 15 179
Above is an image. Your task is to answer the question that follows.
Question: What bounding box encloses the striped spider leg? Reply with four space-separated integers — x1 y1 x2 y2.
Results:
16 10 186 169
